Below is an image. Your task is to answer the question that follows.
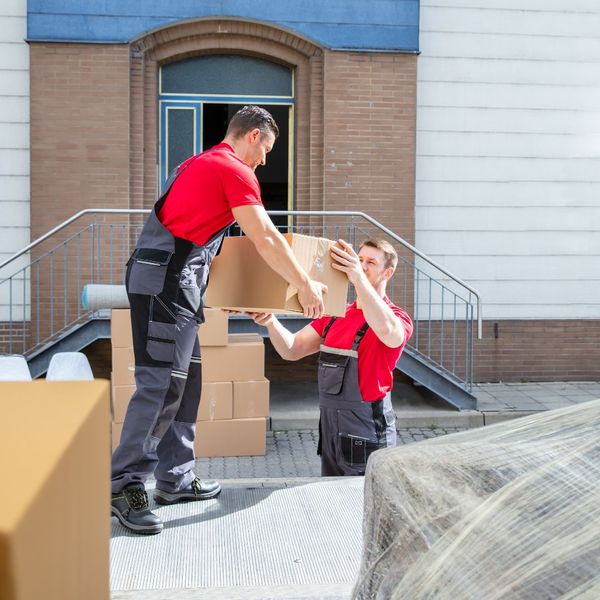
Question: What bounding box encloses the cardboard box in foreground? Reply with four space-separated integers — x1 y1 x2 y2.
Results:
0 381 110 600
205 233 348 316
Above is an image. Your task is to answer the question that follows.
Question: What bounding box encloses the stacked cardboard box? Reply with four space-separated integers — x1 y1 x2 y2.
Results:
110 309 268 456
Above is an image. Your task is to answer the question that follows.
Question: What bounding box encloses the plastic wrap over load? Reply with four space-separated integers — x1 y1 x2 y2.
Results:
354 399 600 599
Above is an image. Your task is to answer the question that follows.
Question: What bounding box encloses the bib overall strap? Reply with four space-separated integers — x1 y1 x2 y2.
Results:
351 322 370 350
321 317 337 341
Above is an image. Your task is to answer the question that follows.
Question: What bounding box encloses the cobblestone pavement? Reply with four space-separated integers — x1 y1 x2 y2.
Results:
194 426 466 479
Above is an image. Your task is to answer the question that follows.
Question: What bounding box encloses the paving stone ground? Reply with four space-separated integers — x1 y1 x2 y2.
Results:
194 426 465 479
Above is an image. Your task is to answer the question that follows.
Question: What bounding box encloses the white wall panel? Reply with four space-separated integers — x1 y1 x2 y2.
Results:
418 131 600 159
416 2 600 322
0 176 29 201
423 256 600 282
416 157 600 182
0 96 29 122
422 1 600 15
423 7 600 37
422 31 600 62
418 81 600 111
416 231 600 257
0 201 30 227
0 149 30 175
416 181 600 208
418 206 600 232
0 14 25 41
0 122 28 148
0 0 29 312
0 42 28 69
0 69 28 96
418 57 600 87
417 106 600 135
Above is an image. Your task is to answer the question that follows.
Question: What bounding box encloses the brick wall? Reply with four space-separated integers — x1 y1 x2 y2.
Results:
322 52 417 245
30 43 131 239
475 320 600 383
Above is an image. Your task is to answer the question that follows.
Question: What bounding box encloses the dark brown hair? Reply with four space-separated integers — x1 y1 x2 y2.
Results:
360 239 398 272
226 105 279 140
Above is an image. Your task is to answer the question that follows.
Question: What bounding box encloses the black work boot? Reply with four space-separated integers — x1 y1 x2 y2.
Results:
154 477 221 505
111 487 163 535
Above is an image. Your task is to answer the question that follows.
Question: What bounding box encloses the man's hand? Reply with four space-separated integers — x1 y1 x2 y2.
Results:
330 239 367 285
297 279 327 319
248 312 275 327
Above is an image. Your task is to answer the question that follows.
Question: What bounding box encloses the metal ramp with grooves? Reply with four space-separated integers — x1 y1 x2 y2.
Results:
110 478 363 600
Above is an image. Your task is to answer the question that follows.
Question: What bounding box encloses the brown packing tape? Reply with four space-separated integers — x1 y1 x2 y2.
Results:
197 381 233 421
111 381 135 423
111 347 135 386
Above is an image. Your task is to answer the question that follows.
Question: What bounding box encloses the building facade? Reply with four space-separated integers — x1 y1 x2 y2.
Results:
1 0 599 382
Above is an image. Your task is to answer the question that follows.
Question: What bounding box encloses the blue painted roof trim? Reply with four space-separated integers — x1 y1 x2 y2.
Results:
27 0 419 52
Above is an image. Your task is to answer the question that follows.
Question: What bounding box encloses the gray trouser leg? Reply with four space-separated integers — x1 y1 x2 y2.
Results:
320 408 345 477
111 303 200 494
155 335 202 492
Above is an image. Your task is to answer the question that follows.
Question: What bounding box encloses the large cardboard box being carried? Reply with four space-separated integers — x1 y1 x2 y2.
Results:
205 233 348 316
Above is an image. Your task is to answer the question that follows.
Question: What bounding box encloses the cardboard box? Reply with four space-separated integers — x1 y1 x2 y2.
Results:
0 381 110 600
197 381 233 421
111 309 133 348
111 382 135 423
113 308 227 349
112 346 135 386
233 379 270 419
205 233 348 316
198 308 229 346
194 418 267 457
202 335 265 382
111 421 123 452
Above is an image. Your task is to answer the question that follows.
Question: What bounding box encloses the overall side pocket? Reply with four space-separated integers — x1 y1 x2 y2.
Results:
127 248 173 296
318 353 349 395
146 320 176 363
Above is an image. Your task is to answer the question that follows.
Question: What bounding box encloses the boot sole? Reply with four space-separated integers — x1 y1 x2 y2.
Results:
154 486 222 505
111 506 164 535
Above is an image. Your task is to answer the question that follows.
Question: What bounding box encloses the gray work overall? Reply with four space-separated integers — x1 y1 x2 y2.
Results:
318 319 397 476
112 156 227 494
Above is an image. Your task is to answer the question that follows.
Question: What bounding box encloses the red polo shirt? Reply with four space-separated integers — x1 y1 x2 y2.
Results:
158 143 262 245
311 298 413 402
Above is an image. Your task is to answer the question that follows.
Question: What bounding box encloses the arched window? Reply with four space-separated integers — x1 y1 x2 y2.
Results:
159 54 294 219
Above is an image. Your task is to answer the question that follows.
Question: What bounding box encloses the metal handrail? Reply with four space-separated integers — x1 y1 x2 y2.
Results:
0 208 482 338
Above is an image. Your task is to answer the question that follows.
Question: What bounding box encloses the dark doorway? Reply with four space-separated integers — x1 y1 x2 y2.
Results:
203 104 290 229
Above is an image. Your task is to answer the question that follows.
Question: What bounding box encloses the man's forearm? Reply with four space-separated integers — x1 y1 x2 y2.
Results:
265 317 299 361
354 278 405 348
253 231 310 292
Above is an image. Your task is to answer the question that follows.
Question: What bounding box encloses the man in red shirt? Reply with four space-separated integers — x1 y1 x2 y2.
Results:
111 106 327 534
252 238 413 476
